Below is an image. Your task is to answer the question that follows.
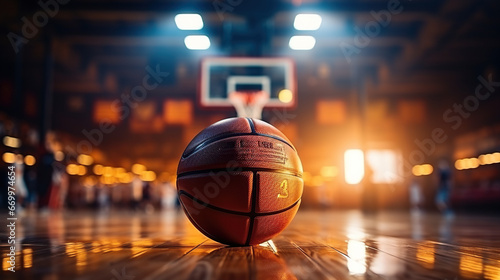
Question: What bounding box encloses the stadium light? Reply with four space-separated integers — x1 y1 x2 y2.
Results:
294 14 322 30
344 149 365 184
3 136 21 148
175 14 204 30
289 36 316 50
184 35 211 50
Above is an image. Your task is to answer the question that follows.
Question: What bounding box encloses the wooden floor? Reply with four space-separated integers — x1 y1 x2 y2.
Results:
1 209 500 280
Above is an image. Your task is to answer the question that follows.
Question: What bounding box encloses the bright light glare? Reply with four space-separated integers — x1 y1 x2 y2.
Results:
289 36 316 50
140 171 156 182
132 164 146 175
412 164 433 176
184 35 211 50
294 14 322 30
347 240 366 275
278 89 293 103
77 154 93 166
366 150 402 183
24 155 36 166
3 136 21 148
67 164 79 175
93 164 104 175
175 14 204 30
344 149 364 184
2 152 15 163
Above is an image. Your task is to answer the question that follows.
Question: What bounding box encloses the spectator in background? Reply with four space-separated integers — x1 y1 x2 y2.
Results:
409 177 424 213
96 184 110 211
14 154 28 213
131 176 143 211
435 160 452 214
161 180 177 210
37 140 55 210
142 181 154 213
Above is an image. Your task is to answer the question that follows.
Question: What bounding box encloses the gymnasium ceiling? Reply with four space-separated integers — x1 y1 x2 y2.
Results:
2 0 500 96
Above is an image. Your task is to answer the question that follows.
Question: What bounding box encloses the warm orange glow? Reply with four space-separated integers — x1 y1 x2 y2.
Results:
2 152 15 164
114 167 126 175
478 152 500 165
485 260 500 280
311 176 323 187
77 165 87 176
102 166 114 177
140 171 156 182
493 152 500 162
93 100 121 124
82 176 97 187
302 172 312 185
398 100 426 124
77 154 94 166
131 239 153 258
163 99 193 125
416 242 435 269
24 155 36 166
100 175 116 185
23 248 33 268
67 164 79 175
316 100 346 124
3 254 11 271
455 158 480 170
118 172 134 184
93 164 104 175
412 164 433 176
460 254 483 278
132 164 146 175
320 166 338 178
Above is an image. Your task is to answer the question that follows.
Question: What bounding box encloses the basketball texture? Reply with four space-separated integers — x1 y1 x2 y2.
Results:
177 117 303 245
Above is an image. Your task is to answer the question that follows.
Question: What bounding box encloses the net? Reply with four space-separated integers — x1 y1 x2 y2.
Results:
229 90 269 119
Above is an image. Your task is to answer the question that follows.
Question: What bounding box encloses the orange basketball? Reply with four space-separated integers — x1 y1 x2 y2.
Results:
177 117 303 245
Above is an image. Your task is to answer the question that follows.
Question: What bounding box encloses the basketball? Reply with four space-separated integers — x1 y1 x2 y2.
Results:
177 117 303 245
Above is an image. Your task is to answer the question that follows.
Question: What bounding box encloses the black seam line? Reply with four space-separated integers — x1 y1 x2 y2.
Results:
177 167 303 179
178 190 301 217
179 198 220 243
182 130 295 158
246 118 256 133
245 171 258 245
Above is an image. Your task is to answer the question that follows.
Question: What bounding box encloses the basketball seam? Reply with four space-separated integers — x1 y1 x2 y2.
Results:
182 125 295 158
177 167 303 179
178 197 223 243
245 171 258 245
178 190 301 217
246 117 257 133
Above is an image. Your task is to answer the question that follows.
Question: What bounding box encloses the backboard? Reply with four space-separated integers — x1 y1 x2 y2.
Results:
200 57 297 110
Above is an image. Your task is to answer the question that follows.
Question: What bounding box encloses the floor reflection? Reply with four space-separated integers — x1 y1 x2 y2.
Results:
346 240 366 275
0 210 499 279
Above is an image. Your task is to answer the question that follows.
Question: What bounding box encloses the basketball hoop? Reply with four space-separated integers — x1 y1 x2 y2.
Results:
229 90 269 119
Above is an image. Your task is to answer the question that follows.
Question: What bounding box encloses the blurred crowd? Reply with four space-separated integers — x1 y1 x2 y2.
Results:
0 115 181 213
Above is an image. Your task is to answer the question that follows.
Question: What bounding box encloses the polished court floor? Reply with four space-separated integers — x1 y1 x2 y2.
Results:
1 209 500 280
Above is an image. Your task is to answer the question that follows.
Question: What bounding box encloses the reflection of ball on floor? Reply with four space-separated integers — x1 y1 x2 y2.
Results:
177 117 303 245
